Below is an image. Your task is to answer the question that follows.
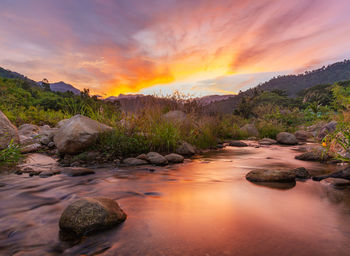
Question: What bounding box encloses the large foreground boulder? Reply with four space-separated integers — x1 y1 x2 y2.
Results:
176 141 195 156
0 110 19 149
276 132 298 145
246 169 296 183
59 197 126 237
54 115 112 155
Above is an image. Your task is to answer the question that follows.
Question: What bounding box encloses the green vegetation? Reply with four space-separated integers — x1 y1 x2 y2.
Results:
0 140 22 166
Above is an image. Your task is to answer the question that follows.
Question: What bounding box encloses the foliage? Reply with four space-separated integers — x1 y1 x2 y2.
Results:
0 140 22 166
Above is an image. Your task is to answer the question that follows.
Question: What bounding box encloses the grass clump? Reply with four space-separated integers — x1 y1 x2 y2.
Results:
0 140 22 166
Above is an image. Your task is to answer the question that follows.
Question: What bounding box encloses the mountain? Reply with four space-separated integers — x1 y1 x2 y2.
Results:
49 81 80 95
255 59 350 97
0 67 38 86
196 94 235 105
105 94 144 101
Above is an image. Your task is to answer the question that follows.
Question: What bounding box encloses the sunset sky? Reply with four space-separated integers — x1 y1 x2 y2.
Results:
1 0 350 97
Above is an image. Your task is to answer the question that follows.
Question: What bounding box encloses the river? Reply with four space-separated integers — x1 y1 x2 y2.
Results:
0 143 350 255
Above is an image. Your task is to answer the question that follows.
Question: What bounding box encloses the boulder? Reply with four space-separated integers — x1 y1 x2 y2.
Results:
320 178 350 187
294 130 313 142
229 141 248 147
258 138 277 145
240 124 259 137
163 110 186 123
146 152 168 165
123 158 148 166
291 167 311 179
318 121 337 140
136 153 148 161
56 119 69 128
295 146 329 162
176 141 195 156
246 169 296 183
276 132 298 145
19 135 34 146
59 197 127 236
165 153 184 163
38 125 58 145
54 115 112 155
21 143 42 153
0 110 19 149
18 124 40 138
312 166 350 181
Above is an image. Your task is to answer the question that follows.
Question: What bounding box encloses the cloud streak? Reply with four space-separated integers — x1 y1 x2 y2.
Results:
0 0 350 96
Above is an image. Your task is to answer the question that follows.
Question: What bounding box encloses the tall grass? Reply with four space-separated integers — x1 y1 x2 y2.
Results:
0 140 22 166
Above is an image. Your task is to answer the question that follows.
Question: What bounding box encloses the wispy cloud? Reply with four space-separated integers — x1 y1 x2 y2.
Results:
0 0 349 96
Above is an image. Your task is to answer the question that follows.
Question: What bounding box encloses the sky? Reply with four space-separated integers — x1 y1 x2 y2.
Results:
1 0 350 97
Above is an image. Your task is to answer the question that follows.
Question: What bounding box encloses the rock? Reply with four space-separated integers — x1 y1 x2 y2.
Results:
62 167 95 177
291 167 311 179
165 153 184 163
136 153 148 161
54 115 112 155
258 138 277 145
38 125 57 145
48 142 55 148
146 152 168 165
176 141 195 156
39 171 54 178
21 143 42 153
0 110 19 149
312 166 350 181
295 146 329 162
229 141 248 147
123 158 148 166
247 137 258 141
56 119 69 128
18 124 39 138
320 178 350 187
240 124 259 137
246 169 296 183
318 121 337 140
59 197 127 236
295 130 313 142
276 132 298 145
19 135 34 146
163 110 186 123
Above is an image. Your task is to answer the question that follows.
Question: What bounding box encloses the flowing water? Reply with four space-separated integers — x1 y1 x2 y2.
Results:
1 143 350 256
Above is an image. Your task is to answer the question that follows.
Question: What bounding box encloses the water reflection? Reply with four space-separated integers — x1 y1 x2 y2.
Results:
0 144 349 255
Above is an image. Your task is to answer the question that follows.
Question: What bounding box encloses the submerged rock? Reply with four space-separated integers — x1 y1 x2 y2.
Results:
146 152 168 165
246 169 296 183
258 138 277 145
176 141 195 156
312 166 350 181
276 132 298 145
0 110 19 149
229 141 248 147
291 167 311 179
165 153 184 163
59 197 127 237
123 158 148 166
320 178 350 188
54 115 112 155
62 167 95 177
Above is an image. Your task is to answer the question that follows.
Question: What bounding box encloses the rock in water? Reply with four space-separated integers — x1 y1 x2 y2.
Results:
54 115 112 155
246 169 296 183
276 132 298 145
59 197 126 237
294 130 313 142
320 178 350 187
312 166 350 181
62 167 95 177
229 141 248 147
291 167 311 179
165 153 184 163
176 141 195 156
123 158 148 166
146 152 168 165
0 110 19 149
295 146 329 162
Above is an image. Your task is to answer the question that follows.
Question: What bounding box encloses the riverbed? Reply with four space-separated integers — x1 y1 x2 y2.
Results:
1 143 350 255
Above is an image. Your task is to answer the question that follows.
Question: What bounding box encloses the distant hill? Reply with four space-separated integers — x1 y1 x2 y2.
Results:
256 59 350 97
48 81 80 95
0 67 38 86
